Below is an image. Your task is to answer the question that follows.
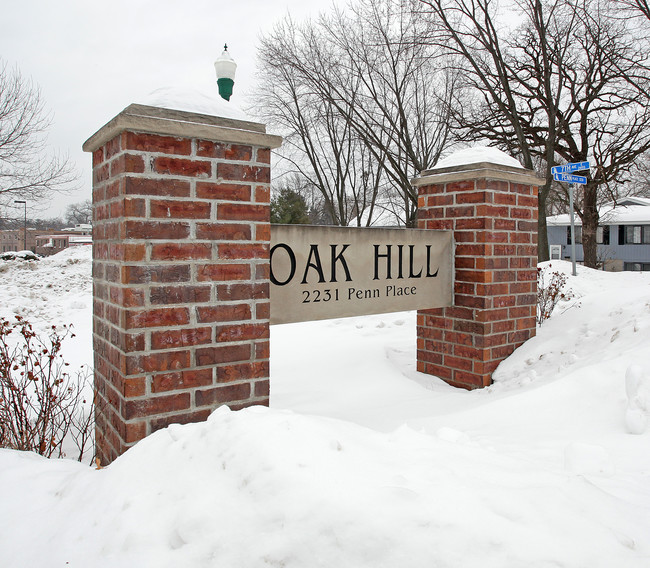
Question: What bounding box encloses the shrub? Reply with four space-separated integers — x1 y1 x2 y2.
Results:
0 315 94 462
537 265 574 325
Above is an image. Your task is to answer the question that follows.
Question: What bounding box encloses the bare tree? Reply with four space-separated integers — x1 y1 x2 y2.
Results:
255 0 458 226
65 199 92 225
618 0 650 20
418 0 650 267
0 60 76 208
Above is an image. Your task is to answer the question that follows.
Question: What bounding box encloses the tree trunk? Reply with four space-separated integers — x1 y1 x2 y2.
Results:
537 185 550 263
581 183 599 269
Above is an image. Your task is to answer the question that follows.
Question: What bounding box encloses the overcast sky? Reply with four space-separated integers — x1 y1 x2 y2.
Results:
1 0 337 219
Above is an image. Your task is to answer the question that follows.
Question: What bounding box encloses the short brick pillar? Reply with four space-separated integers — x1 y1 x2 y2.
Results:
83 104 281 464
413 156 542 389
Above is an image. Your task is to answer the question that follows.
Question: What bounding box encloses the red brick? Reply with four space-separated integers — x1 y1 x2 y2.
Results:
417 351 444 365
218 243 269 259
218 163 270 183
456 217 490 230
256 223 271 242
217 362 269 383
218 203 269 222
150 199 211 219
151 327 212 350
446 181 475 192
476 179 509 191
255 186 270 203
104 136 122 159
195 344 251 366
125 177 191 197
197 264 251 282
511 207 532 219
124 132 191 155
195 383 251 407
256 302 270 320
517 195 537 207
493 192 517 205
125 307 190 329
151 369 213 393
196 304 251 323
416 361 451 380
196 182 251 201
455 191 489 204
254 380 270 397
149 409 212 433
122 265 191 284
110 286 145 308
197 140 252 161
151 243 212 261
93 147 105 167
126 350 191 374
216 283 269 301
124 393 191 420
456 269 492 284
476 231 509 244
196 223 252 241
256 148 271 164
122 376 146 398
124 220 190 240
216 323 269 342
111 154 145 176
123 421 147 444
153 157 211 177
255 341 270 360
94 164 110 184
446 205 475 218
456 244 489 257
494 218 517 231
150 285 212 305
492 296 517 308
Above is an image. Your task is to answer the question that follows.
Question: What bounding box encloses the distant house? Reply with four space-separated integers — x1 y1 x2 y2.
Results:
35 231 92 256
547 197 650 271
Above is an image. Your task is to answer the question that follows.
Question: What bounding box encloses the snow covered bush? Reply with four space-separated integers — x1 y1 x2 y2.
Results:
625 365 649 435
0 315 94 461
536 265 573 325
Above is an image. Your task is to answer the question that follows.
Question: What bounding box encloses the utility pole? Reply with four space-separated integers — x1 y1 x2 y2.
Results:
14 200 27 251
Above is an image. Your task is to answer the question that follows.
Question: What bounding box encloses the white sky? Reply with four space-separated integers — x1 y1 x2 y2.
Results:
1 0 337 219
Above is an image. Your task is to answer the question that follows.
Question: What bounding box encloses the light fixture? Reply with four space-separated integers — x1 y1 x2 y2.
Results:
214 44 237 101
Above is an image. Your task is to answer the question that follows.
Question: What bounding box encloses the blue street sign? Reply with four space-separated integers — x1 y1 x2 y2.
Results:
553 172 587 185
551 161 590 175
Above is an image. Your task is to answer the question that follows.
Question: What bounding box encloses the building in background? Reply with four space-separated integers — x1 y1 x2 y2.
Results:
547 197 650 271
1 224 92 255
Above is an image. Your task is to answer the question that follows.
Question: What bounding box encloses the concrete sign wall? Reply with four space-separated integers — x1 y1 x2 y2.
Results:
270 225 454 324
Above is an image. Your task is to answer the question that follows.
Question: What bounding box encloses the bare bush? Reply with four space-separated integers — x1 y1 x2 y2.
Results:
0 315 94 462
537 265 574 325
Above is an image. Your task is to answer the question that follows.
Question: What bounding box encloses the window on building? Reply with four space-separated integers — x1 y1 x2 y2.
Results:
624 262 650 271
567 226 582 245
620 225 650 244
597 226 610 245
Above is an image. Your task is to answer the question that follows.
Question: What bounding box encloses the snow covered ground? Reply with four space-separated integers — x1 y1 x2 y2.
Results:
1 247 650 567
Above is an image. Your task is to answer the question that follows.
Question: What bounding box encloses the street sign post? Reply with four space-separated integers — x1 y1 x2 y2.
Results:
552 161 591 276
552 173 587 185
551 161 590 175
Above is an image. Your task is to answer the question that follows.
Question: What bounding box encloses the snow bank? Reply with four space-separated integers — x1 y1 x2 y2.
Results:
1 406 648 568
0 245 92 371
2 252 650 567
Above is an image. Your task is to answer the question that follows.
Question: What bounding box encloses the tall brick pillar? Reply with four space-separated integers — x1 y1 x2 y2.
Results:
83 104 282 464
413 154 543 389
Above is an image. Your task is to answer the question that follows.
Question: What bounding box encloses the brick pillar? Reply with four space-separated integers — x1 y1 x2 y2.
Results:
83 104 282 464
413 157 542 390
